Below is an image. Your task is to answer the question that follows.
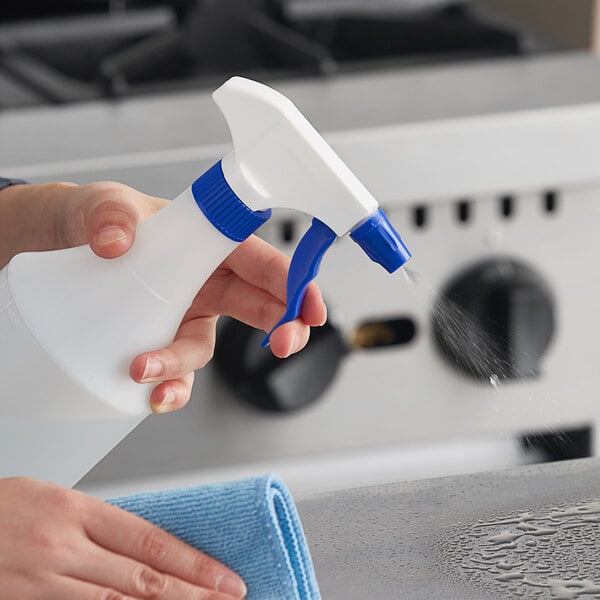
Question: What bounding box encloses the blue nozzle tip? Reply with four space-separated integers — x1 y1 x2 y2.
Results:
350 209 411 273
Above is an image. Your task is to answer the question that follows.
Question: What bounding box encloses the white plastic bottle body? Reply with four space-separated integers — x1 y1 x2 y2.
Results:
0 187 239 485
0 264 98 417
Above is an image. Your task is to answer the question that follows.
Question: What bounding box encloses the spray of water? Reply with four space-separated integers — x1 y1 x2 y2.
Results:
402 263 560 447
403 266 518 386
431 293 517 383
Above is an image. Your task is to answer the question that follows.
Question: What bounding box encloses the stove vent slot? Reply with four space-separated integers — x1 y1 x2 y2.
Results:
412 205 428 229
543 190 559 214
456 200 472 224
280 219 296 243
499 195 514 218
408 188 560 232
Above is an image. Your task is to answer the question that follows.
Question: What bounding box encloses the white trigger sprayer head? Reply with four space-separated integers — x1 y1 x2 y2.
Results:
211 77 411 344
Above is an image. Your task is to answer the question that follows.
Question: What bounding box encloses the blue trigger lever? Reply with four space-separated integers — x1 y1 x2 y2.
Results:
261 218 337 347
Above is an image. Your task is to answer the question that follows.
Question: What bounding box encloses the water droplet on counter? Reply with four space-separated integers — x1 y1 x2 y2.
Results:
549 502 600 519
497 560 524 571
490 531 521 545
496 571 525 582
443 499 600 598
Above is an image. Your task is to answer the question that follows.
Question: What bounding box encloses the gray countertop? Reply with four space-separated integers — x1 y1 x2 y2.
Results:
298 458 600 599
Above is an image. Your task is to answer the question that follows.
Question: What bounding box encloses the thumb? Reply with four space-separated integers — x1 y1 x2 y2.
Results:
85 188 142 259
72 182 167 259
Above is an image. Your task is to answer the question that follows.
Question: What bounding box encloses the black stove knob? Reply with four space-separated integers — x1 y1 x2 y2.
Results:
432 259 555 382
213 318 349 412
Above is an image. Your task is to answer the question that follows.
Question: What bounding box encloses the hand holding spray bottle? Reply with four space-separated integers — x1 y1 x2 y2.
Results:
0 77 411 486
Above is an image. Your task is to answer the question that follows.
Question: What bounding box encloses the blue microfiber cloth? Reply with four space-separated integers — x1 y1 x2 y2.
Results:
109 474 321 600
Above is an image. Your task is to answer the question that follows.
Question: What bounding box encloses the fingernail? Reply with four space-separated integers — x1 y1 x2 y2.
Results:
141 356 164 382
288 333 301 357
95 225 127 246
216 574 247 598
152 388 176 413
319 302 328 326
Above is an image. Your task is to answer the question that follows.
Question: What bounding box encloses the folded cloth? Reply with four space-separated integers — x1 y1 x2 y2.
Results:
109 474 321 600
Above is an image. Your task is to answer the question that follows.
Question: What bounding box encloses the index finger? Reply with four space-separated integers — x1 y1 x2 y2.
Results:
222 235 292 303
84 499 245 594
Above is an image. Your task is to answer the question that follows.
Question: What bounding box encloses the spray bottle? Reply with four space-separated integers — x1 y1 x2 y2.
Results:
0 77 410 487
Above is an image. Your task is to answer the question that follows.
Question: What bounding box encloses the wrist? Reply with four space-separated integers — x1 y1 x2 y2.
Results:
0 181 79 268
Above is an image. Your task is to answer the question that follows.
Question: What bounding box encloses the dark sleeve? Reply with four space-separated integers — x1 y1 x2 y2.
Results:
0 177 28 191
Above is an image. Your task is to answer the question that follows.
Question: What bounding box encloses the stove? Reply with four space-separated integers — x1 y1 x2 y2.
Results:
1 2 599 499
0 1 528 108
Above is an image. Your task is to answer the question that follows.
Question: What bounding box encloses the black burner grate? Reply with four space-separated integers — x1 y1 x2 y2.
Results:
0 1 526 108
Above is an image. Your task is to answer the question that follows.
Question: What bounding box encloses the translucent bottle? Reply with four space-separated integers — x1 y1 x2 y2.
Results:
0 77 410 487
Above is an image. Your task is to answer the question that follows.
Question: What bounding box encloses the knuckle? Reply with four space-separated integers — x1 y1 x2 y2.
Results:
131 565 166 598
84 181 127 200
45 485 81 514
262 297 283 330
94 204 132 229
165 348 186 378
83 183 114 201
87 188 135 224
189 553 212 582
27 493 83 557
164 341 213 376
138 526 170 564
212 270 237 308
262 253 288 291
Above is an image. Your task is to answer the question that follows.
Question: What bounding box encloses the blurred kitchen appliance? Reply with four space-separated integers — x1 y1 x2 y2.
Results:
0 1 525 108
2 2 600 498
481 0 600 57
